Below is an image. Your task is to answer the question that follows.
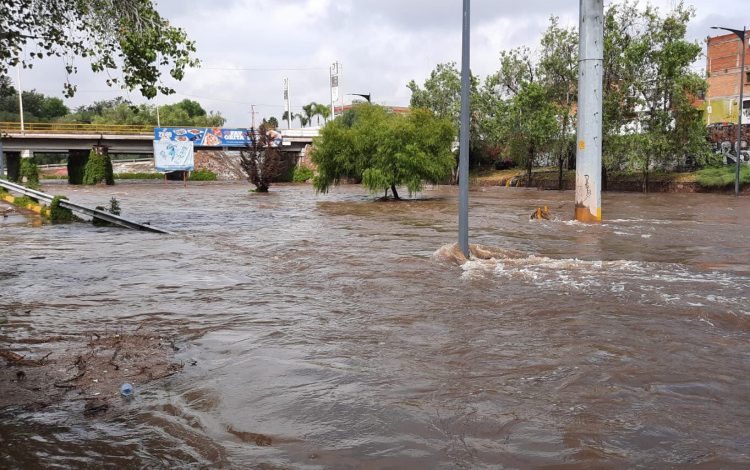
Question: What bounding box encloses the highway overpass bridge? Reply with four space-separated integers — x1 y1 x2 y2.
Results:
0 122 318 156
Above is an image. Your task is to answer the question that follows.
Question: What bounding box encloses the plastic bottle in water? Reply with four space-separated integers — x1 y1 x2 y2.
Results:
120 383 134 398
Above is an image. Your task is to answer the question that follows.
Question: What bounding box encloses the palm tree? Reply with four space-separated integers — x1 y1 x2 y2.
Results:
301 103 316 128
282 110 292 127
314 102 331 125
295 112 309 128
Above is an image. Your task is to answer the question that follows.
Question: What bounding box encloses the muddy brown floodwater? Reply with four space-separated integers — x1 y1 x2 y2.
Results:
1 182 749 469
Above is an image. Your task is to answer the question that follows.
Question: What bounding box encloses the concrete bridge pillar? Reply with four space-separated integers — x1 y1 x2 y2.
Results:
5 152 21 182
67 149 89 185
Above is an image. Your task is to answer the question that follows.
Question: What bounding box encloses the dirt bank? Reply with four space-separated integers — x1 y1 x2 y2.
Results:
475 169 749 194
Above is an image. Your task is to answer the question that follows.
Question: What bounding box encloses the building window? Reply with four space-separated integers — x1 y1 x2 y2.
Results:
746 71 750 83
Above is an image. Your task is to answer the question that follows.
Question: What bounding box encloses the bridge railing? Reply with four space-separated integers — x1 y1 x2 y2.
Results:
0 122 154 135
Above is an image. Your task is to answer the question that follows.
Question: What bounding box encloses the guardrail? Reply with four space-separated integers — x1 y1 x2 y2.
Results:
0 179 173 234
0 122 154 135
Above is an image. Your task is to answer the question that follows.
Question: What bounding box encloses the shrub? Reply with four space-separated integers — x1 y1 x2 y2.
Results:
93 197 121 227
292 165 314 183
189 170 218 181
82 150 114 185
50 195 74 223
20 159 40 189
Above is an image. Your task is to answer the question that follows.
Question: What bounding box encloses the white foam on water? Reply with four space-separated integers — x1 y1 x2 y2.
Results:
436 243 750 312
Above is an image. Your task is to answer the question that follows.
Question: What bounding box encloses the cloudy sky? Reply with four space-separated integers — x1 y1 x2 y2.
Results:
16 0 748 127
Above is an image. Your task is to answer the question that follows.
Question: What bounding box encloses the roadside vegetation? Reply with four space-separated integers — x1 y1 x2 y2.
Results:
312 104 454 200
407 1 713 193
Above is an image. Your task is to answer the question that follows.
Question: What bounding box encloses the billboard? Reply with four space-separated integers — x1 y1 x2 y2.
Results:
154 127 282 148
153 140 194 172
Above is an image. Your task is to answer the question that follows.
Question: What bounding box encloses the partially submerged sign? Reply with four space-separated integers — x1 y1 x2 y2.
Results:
153 139 194 172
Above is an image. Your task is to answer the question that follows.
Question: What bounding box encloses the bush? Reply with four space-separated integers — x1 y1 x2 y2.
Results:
189 170 218 181
82 150 114 185
50 195 74 223
292 165 314 183
696 166 750 188
93 197 121 227
20 159 40 189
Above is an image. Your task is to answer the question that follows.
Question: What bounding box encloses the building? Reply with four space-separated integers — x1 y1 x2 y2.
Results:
701 31 750 125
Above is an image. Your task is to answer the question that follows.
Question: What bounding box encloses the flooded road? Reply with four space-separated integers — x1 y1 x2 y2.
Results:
1 182 749 468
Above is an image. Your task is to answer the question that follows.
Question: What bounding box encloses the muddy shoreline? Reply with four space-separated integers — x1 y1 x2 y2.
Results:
0 330 183 414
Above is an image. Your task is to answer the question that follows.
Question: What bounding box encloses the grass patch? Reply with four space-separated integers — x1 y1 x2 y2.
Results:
114 172 164 180
11 196 38 208
696 166 750 188
189 170 218 181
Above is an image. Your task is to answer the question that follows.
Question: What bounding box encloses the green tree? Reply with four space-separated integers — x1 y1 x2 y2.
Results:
408 62 487 169
602 1 709 191
539 17 579 189
0 87 70 122
301 103 316 128
312 104 455 200
266 116 279 129
506 82 559 184
296 112 310 128
313 103 331 125
1 0 197 98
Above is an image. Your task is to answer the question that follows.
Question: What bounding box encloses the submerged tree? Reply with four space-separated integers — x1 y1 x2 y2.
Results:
239 124 285 192
312 104 455 200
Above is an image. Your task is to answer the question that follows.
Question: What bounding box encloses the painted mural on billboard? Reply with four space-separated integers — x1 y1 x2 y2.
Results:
154 127 282 147
153 140 194 172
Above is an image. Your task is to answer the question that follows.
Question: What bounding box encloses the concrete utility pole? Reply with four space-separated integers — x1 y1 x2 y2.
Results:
575 0 604 222
711 26 747 197
458 0 471 257
250 105 257 129
17 65 25 134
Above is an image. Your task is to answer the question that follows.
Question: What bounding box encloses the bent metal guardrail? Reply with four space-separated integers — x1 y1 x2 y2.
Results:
0 179 173 234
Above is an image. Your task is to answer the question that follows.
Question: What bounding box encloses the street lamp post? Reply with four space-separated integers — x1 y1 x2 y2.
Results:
458 0 471 258
712 26 747 197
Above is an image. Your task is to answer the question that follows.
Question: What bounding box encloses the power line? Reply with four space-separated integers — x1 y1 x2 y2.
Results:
200 65 327 72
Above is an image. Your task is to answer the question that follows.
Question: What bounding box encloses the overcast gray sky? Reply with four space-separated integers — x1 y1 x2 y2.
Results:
16 0 748 127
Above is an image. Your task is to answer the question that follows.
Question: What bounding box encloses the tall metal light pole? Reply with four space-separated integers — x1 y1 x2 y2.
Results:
712 26 746 197
330 62 340 120
283 77 292 129
17 65 25 134
458 0 471 258
575 0 604 222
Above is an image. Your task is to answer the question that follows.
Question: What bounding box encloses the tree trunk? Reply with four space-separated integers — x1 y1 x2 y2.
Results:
526 144 534 186
390 184 400 200
558 156 564 190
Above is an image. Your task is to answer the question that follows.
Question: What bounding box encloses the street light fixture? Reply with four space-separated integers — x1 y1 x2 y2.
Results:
347 93 371 103
711 25 747 197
